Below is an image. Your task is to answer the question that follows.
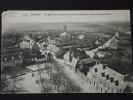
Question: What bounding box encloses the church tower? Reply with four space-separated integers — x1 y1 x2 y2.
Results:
64 25 67 32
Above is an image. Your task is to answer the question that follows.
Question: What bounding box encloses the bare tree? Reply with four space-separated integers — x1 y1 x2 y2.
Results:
51 73 63 93
41 79 52 93
10 64 21 91
1 77 10 93
62 78 81 93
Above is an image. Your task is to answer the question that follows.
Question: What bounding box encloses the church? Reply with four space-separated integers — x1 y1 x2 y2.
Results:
60 25 72 43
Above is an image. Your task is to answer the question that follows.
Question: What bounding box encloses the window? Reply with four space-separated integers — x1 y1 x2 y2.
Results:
94 81 95 86
87 78 90 83
108 85 110 90
101 87 102 92
100 79 102 84
94 75 95 78
119 89 121 93
96 84 98 90
111 87 114 93
105 82 106 87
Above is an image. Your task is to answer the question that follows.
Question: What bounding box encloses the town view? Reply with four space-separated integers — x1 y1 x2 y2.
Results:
1 21 133 93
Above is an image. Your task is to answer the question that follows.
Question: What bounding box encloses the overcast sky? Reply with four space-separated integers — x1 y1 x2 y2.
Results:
2 10 130 24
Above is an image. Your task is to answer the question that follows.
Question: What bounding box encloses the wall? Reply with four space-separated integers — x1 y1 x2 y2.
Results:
87 70 121 93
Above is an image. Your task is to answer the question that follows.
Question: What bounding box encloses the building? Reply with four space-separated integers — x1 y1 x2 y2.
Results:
108 38 118 49
63 50 78 71
87 62 132 93
20 35 35 50
63 48 89 63
76 58 96 75
46 36 61 45
60 25 72 43
63 48 92 73
47 36 56 44
2 53 23 71
23 51 47 66
47 44 60 56
47 53 53 62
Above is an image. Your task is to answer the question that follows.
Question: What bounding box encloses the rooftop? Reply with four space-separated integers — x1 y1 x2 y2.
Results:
88 63 130 89
80 58 96 65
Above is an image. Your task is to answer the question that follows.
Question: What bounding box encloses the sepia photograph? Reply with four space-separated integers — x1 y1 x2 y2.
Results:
1 10 133 94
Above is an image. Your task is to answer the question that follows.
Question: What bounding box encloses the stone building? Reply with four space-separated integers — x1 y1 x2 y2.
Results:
87 62 132 93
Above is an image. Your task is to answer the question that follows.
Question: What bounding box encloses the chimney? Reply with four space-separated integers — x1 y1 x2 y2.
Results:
94 68 98 72
105 75 109 80
101 72 105 77
114 80 119 86
109 77 114 83
103 64 107 69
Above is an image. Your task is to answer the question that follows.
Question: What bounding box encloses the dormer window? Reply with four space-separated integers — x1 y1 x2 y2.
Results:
101 72 105 77
110 77 114 83
105 75 109 80
94 68 98 72
114 80 119 86
103 64 107 69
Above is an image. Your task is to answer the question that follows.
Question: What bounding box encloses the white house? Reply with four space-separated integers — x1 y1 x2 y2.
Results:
87 62 131 93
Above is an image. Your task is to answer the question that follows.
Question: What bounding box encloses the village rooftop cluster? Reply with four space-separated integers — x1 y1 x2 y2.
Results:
1 23 133 93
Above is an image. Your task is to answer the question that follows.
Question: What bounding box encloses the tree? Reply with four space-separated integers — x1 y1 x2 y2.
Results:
10 64 21 91
51 73 63 93
51 60 81 93
40 79 52 93
62 78 81 93
51 62 64 93
1 76 10 93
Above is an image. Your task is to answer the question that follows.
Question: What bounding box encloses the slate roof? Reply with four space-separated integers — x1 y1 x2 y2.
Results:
80 58 96 65
123 86 133 93
73 49 90 59
87 63 130 90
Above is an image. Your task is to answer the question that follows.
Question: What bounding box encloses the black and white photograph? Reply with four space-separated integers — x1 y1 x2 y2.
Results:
1 10 133 93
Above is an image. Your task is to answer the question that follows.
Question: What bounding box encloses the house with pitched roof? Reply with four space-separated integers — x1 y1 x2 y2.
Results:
87 62 133 93
63 48 97 75
76 58 96 75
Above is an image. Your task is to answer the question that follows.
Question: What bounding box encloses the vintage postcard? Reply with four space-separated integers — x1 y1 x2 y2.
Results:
1 10 132 93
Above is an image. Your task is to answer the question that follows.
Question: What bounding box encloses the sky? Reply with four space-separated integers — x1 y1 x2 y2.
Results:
2 10 130 24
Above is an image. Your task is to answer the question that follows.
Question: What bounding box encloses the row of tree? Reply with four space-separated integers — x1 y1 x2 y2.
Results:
38 60 81 93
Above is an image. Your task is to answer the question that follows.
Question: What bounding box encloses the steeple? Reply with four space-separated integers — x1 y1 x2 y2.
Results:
64 25 67 32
